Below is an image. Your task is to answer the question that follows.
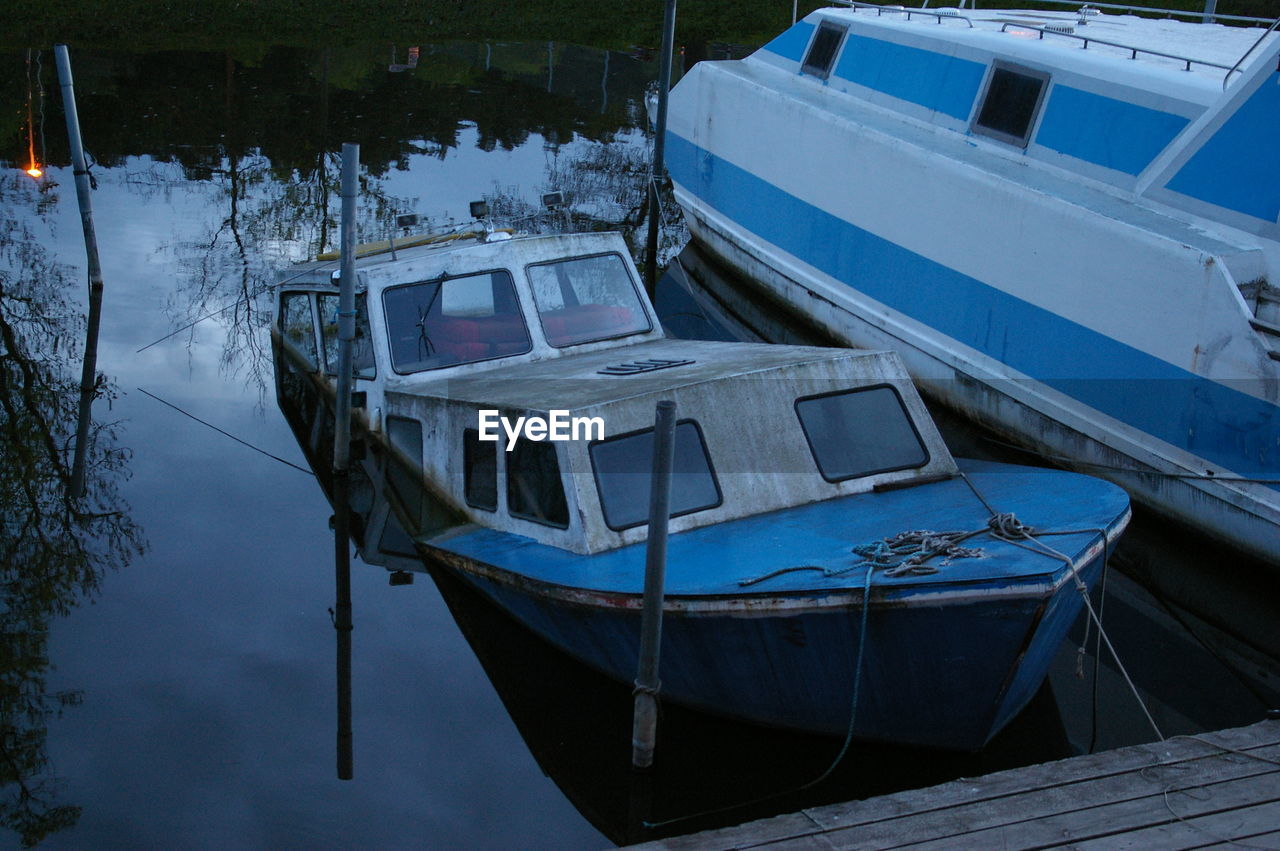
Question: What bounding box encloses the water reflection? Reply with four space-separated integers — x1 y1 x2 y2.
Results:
72 42 680 397
0 174 143 846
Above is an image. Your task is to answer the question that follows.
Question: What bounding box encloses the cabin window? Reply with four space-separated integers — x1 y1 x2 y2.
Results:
795 386 929 482
590 420 722 531
463 428 498 512
507 439 569 528
972 62 1050 148
386 415 424 522
318 293 376 379
281 292 319 368
527 253 651 348
382 270 531 373
801 21 847 80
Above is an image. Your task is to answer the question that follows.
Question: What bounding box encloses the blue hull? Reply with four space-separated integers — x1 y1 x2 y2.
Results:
424 461 1125 751
441 553 1103 751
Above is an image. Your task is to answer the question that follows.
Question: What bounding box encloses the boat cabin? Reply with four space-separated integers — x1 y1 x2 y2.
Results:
273 231 959 555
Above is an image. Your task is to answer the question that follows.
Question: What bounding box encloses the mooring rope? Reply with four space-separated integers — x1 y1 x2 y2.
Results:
641 563 876 831
646 471 1164 832
957 471 1166 743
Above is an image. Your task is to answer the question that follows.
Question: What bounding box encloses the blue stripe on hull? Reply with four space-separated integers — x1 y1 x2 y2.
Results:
451 562 1095 750
761 21 1194 177
1037 85 1189 176
834 34 986 121
666 132 1278 482
1168 68 1280 224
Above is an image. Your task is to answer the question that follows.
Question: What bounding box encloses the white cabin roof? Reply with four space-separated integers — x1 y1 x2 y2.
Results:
764 6 1277 99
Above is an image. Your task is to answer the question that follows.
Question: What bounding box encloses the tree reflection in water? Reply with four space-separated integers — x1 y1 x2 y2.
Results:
0 174 144 846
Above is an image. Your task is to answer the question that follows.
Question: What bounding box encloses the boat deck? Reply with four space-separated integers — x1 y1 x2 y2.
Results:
426 459 1128 598
630 718 1280 849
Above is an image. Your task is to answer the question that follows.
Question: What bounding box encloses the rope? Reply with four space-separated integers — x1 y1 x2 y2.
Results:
137 388 314 476
956 474 1165 742
642 565 875 830
135 260 340 354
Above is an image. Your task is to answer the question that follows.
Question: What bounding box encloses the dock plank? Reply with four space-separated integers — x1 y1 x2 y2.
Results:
890 771 1280 850
629 721 1280 851
645 812 821 850
801 723 1280 835
1060 799 1280 849
812 744 1279 849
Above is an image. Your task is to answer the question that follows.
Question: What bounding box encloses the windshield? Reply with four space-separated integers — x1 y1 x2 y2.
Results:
382 270 531 373
527 253 650 347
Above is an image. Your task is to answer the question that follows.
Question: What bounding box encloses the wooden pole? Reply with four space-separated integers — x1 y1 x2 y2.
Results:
55 45 105 500
333 142 359 781
644 0 678 299
632 400 677 769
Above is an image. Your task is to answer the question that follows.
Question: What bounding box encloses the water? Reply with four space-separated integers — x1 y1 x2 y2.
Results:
2 39 1277 849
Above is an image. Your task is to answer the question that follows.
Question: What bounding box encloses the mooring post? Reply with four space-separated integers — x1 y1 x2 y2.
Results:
333 142 359 781
55 45 105 500
633 400 677 770
644 0 678 299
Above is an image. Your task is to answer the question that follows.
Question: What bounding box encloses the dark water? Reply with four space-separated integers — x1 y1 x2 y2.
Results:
2 39 1277 849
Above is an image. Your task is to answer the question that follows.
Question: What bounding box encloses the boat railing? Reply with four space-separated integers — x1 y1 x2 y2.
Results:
996 21 1235 71
835 1 975 27
959 0 1272 25
1223 15 1280 89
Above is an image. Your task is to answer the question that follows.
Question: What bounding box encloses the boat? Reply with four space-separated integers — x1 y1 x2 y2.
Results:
662 2 1280 568
271 226 1130 750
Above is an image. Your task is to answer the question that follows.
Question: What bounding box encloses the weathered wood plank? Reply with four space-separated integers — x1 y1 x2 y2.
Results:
635 811 821 850
888 772 1280 850
808 743 1279 849
801 722 1279 834
628 722 1280 851
1197 828 1280 849
1059 798 1280 849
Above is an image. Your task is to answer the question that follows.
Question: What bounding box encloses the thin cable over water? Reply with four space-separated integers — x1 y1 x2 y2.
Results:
137 387 314 475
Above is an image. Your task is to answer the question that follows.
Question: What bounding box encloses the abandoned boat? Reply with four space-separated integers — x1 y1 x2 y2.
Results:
272 228 1130 750
663 3 1280 567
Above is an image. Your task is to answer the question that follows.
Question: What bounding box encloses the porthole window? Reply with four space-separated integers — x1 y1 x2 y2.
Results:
972 61 1050 148
801 21 847 80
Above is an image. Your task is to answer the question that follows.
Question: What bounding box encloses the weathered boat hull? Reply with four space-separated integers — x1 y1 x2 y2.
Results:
661 3 1280 567
678 200 1279 568
427 545 1106 752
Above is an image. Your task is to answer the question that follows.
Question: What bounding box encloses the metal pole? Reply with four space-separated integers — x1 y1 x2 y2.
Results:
1203 0 1217 24
632 400 677 769
55 45 104 500
333 142 359 781
644 0 678 299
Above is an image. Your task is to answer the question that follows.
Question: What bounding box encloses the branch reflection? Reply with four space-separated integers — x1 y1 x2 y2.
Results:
0 174 145 846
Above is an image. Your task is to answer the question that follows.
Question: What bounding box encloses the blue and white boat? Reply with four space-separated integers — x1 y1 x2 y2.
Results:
663 3 1280 567
272 227 1130 750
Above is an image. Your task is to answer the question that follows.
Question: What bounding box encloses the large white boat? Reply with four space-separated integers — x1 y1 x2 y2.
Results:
663 3 1280 567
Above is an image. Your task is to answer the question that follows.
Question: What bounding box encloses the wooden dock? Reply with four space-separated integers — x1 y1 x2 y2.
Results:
633 719 1280 850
